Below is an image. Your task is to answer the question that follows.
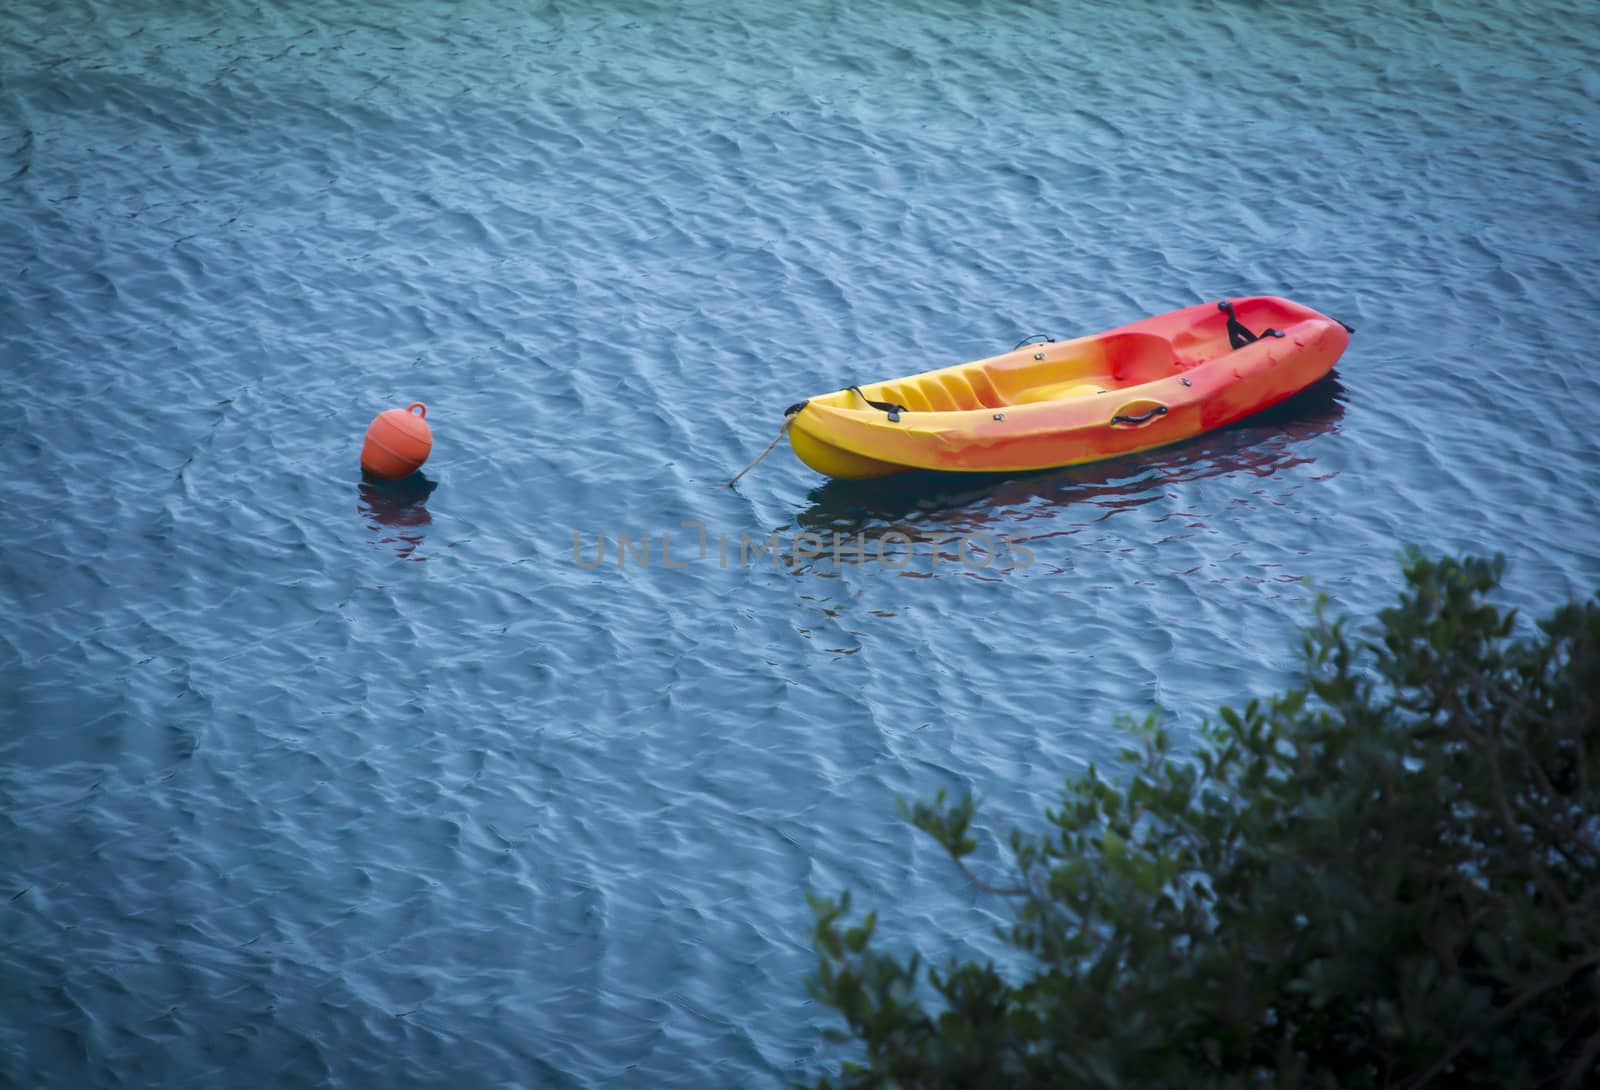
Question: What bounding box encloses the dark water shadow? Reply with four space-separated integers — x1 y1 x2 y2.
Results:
358 473 437 560
794 376 1347 537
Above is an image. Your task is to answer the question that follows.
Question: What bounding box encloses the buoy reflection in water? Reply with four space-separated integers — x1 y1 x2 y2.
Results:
358 475 437 561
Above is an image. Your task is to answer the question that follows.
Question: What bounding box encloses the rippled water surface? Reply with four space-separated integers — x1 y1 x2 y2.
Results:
4 0 1598 1085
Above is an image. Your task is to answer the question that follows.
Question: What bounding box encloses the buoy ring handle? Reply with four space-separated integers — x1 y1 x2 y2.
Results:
406 402 427 418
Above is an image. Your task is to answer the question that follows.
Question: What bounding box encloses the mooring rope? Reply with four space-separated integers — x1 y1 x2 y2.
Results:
722 400 808 489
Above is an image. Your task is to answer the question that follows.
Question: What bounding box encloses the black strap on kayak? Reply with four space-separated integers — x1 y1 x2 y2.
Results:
1219 300 1286 350
848 385 907 423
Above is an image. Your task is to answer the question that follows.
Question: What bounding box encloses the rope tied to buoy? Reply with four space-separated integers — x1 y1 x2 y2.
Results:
723 400 808 488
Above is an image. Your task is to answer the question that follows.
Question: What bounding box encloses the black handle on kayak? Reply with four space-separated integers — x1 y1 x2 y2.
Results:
1110 405 1168 426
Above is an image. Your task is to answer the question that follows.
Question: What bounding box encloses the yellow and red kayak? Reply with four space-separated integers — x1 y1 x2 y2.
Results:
785 296 1352 479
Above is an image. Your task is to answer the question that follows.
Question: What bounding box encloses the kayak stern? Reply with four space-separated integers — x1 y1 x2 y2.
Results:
789 418 907 478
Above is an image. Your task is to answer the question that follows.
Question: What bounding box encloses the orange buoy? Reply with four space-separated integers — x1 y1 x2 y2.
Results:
361 402 433 479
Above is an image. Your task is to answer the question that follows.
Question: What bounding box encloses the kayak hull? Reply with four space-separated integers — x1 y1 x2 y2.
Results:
787 296 1350 479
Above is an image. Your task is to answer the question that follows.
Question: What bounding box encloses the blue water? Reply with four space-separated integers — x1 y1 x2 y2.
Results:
3 0 1597 1085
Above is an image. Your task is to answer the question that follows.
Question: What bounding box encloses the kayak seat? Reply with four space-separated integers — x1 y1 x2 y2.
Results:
1104 332 1180 388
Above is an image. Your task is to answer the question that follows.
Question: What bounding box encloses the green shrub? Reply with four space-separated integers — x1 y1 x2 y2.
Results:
807 553 1599 1089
